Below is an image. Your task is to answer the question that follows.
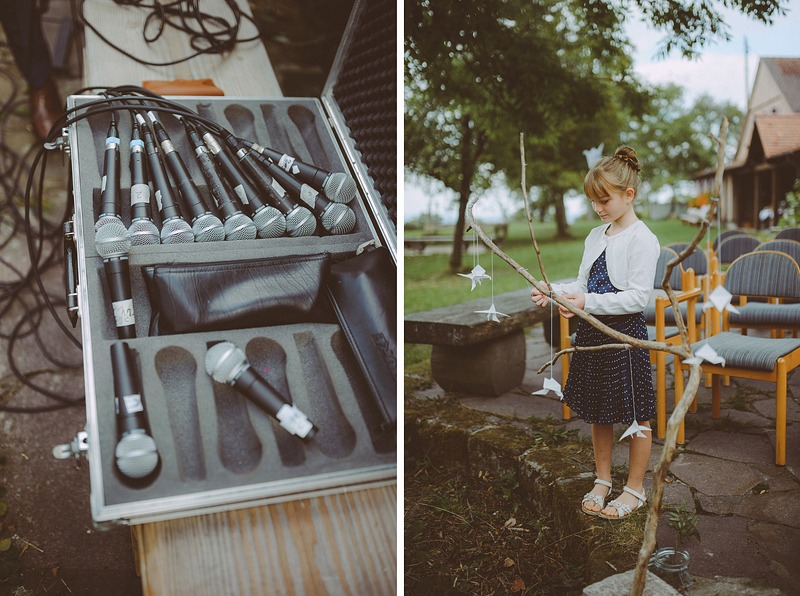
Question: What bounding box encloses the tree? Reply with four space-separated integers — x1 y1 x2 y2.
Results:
405 0 785 270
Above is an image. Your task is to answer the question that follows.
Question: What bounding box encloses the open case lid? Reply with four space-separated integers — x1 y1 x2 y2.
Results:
321 0 397 264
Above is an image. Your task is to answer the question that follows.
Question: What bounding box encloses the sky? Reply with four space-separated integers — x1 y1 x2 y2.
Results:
403 1 800 224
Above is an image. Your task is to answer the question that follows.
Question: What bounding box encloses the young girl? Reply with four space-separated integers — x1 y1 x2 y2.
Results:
530 146 660 519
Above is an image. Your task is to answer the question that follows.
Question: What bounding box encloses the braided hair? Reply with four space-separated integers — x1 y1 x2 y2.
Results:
584 146 641 202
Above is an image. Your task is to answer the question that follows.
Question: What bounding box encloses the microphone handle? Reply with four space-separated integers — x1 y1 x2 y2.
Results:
237 151 296 213
104 257 136 339
129 142 152 221
111 342 146 435
161 146 212 221
143 141 183 222
257 145 329 189
233 365 289 418
208 143 270 212
99 139 121 218
250 151 332 214
194 147 241 219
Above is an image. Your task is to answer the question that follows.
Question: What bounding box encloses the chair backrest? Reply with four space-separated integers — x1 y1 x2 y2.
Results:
724 250 800 299
654 247 684 290
754 239 800 266
775 227 800 242
718 235 760 264
712 230 747 253
666 243 708 276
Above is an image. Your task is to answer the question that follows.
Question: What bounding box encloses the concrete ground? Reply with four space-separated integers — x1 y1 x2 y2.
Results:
0 1 354 594
412 325 800 594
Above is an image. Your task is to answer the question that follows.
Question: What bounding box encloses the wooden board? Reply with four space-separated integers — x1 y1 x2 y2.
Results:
132 484 397 595
81 0 282 96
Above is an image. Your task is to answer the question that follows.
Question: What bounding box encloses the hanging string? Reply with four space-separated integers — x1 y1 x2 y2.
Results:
548 296 554 378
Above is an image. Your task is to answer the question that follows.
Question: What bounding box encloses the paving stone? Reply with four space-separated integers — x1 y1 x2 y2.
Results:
690 575 782 595
697 491 800 529
582 569 679 595
718 409 772 428
459 392 563 420
686 430 774 463
659 481 695 513
670 453 767 496
747 520 800 593
752 396 800 422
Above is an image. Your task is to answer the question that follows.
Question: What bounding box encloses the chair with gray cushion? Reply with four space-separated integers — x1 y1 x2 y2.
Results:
717 234 759 265
712 230 747 253
775 227 800 242
674 250 800 465
754 239 800 265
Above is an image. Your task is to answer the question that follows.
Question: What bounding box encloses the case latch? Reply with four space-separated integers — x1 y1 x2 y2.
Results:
52 430 88 461
43 127 71 161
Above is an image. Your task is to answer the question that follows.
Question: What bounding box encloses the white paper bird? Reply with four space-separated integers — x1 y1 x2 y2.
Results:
702 285 740 314
532 376 564 400
474 303 510 323
683 342 726 367
458 263 492 291
583 143 604 169
619 420 652 441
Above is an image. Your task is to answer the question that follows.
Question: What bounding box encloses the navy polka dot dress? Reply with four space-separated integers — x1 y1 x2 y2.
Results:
563 250 655 424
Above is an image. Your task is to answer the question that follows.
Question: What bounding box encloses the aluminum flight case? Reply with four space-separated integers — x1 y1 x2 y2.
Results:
66 0 397 527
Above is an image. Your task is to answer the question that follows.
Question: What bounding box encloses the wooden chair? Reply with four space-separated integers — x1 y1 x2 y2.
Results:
712 230 747 254
717 235 759 266
754 239 800 265
775 227 800 242
674 251 800 464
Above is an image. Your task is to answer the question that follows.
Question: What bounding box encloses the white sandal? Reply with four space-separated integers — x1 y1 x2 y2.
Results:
580 478 612 516
598 486 647 520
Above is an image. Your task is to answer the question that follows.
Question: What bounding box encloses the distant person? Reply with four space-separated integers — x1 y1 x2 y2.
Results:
0 1 62 140
530 146 659 520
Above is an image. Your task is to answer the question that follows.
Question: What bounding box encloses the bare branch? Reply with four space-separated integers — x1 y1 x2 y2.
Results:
536 343 633 374
519 133 551 290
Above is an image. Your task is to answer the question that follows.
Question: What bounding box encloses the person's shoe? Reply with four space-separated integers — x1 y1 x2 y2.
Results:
580 478 612 516
598 486 647 520
29 78 62 141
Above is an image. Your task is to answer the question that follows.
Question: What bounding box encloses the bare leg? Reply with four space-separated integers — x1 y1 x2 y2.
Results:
601 420 652 516
584 423 614 512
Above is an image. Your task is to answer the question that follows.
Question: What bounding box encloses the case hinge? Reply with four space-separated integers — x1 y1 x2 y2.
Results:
52 430 88 461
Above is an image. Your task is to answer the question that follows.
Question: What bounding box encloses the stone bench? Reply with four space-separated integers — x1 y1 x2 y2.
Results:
405 288 553 396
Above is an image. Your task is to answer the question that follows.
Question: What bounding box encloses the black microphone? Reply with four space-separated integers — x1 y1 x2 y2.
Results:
111 342 159 479
199 130 288 238
95 221 136 339
182 119 256 241
247 141 357 203
136 113 194 244
95 118 125 232
237 141 356 235
205 341 318 440
146 111 224 243
127 124 160 245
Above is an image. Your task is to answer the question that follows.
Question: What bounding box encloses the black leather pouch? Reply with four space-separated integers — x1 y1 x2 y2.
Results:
143 252 332 335
326 247 396 427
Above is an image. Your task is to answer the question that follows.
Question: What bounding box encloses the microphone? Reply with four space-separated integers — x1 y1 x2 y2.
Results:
127 124 160 246
95 118 125 232
247 141 357 203
237 142 355 235
182 119 256 241
205 341 318 440
145 112 224 243
111 342 159 480
199 130 288 238
137 114 194 244
95 221 136 339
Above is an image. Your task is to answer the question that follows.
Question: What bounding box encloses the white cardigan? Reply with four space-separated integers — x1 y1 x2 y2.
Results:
551 220 660 315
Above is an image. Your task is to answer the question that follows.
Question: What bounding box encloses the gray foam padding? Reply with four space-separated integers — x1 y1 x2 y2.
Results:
69 97 395 517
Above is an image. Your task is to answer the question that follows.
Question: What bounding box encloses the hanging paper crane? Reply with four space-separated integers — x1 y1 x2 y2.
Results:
457 263 492 291
474 303 509 323
702 285 740 314
619 419 652 441
532 376 564 400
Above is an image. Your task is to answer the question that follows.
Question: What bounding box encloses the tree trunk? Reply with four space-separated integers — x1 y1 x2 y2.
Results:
449 116 485 272
552 189 570 239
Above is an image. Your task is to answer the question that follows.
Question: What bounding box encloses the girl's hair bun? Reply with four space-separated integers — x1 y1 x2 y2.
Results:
614 146 641 172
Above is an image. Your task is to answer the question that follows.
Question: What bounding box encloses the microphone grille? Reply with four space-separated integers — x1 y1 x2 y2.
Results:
115 431 159 479
160 218 194 244
223 212 258 241
95 214 125 233
95 221 131 258
252 205 287 238
323 172 357 203
192 213 225 243
285 205 317 237
128 219 160 246
321 202 356 235
205 341 246 384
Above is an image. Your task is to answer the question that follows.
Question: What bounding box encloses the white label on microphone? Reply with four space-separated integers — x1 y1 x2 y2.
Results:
112 299 135 328
234 184 248 205
299 184 317 208
270 179 287 198
123 393 144 413
155 189 163 211
291 165 300 175
131 183 150 205
278 154 294 171
101 175 107 193
276 404 313 438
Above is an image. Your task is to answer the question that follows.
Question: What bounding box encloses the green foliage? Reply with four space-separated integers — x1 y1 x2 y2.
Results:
778 179 800 227
665 501 701 548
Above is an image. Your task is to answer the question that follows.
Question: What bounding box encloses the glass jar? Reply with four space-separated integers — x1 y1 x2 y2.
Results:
649 547 692 592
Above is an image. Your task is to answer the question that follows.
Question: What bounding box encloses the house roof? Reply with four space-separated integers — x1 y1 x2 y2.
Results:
752 114 800 159
762 57 800 112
